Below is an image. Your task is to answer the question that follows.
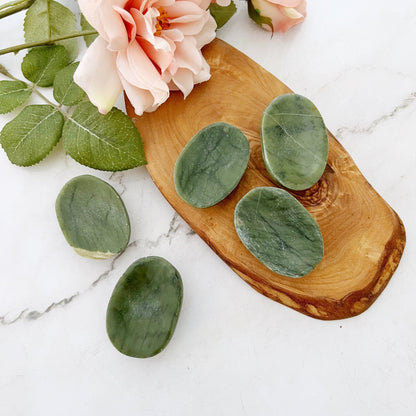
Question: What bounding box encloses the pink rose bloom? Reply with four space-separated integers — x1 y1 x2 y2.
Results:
250 0 306 33
75 0 217 115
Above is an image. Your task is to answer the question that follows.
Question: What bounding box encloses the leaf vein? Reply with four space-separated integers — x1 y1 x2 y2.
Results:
34 51 61 85
11 108 58 155
0 88 29 97
68 118 139 162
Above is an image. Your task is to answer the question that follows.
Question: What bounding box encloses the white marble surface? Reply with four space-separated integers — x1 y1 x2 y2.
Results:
1 1 415 414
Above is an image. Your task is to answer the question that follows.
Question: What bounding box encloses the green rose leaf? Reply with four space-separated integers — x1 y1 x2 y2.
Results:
24 0 78 61
80 14 98 47
0 105 64 166
53 62 86 106
209 1 237 29
247 0 273 31
0 81 32 114
21 45 69 87
62 102 147 171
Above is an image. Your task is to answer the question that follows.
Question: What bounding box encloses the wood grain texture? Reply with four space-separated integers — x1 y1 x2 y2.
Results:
126 39 406 320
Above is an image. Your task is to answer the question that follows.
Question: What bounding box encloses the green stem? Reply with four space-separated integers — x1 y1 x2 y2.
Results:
33 89 69 118
0 64 17 80
0 67 70 118
0 29 98 56
31 87 55 107
31 87 71 118
0 0 35 19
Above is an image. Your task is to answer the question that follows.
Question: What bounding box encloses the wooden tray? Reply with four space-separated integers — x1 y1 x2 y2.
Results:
127 39 406 320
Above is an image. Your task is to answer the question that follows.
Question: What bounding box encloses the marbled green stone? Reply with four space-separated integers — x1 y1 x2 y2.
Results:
174 122 250 208
55 175 130 259
261 94 329 191
106 257 183 358
234 187 324 278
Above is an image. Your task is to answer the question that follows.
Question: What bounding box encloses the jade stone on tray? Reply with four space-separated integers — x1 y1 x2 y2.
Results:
106 257 183 358
55 175 130 259
261 94 329 191
174 122 250 208
234 187 324 278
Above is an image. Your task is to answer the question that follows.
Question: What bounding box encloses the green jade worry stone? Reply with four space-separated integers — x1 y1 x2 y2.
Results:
174 122 250 208
106 257 183 358
234 187 324 278
261 94 329 191
55 175 130 259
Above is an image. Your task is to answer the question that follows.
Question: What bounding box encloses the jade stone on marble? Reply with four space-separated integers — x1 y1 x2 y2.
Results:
174 122 250 208
234 187 324 278
261 94 329 191
55 175 130 259
106 257 183 358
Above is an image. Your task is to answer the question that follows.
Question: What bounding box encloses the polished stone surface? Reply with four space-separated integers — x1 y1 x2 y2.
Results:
174 122 249 208
235 187 323 277
55 175 130 259
261 94 328 190
1 2 415 415
107 257 183 358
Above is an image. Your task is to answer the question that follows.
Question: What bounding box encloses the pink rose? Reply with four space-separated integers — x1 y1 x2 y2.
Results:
75 0 217 115
249 0 306 33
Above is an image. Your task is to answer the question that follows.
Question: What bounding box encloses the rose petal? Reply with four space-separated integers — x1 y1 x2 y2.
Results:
79 0 129 50
173 36 202 74
171 68 194 97
266 0 302 6
116 41 169 103
171 36 210 97
129 0 152 14
169 14 210 37
186 0 210 9
284 6 303 19
162 28 185 43
78 0 102 31
102 4 130 50
130 7 157 44
120 74 159 115
251 0 305 33
276 4 305 32
114 5 137 39
171 59 210 97
155 0 176 6
165 1 205 19
194 14 216 48
192 55 210 84
140 37 174 74
74 36 123 114
215 0 231 6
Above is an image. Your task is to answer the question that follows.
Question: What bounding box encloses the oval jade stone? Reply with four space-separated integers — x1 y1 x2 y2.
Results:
55 175 130 259
106 257 183 358
261 94 329 191
174 122 250 208
234 187 324 278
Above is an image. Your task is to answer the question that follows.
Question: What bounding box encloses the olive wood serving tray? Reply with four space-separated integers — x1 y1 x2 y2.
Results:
127 38 406 320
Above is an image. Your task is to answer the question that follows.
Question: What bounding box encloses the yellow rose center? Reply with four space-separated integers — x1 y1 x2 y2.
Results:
155 8 170 36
